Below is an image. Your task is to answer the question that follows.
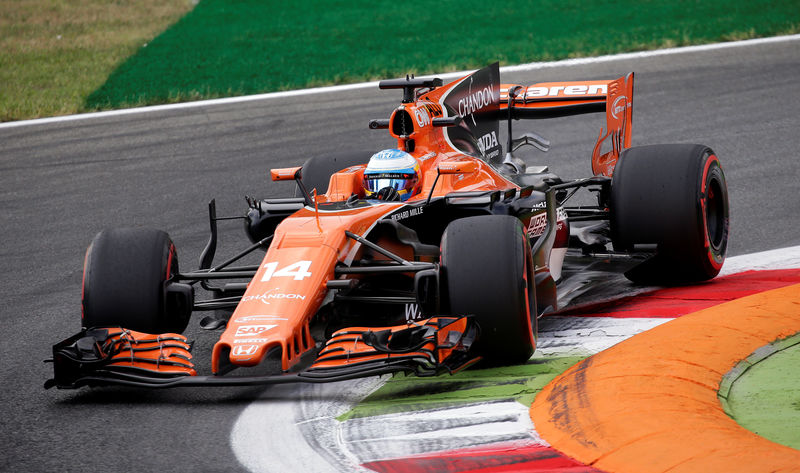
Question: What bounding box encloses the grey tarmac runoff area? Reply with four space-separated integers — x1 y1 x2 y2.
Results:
1 37 799 472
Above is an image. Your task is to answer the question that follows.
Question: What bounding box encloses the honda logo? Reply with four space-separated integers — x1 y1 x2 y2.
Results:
232 345 258 356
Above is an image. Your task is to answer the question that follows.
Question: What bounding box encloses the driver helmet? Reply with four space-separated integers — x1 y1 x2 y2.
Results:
363 149 420 201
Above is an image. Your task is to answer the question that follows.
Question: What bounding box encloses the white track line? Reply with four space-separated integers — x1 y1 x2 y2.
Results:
537 317 672 357
720 246 800 276
340 401 545 463
231 377 386 473
2 34 799 130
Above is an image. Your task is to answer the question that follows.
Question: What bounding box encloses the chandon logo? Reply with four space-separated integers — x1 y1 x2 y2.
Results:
457 80 495 119
241 288 306 305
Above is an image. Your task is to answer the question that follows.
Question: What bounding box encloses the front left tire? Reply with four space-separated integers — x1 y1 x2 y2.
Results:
82 228 192 334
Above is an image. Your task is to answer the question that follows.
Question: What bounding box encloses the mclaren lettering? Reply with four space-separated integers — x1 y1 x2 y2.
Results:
564 85 588 95
526 84 608 98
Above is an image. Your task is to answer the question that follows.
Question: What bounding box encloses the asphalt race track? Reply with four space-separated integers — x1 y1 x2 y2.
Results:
1 38 798 471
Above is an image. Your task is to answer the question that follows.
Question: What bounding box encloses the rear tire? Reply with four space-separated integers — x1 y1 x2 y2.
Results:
611 144 729 283
441 215 536 365
296 151 372 197
82 228 191 334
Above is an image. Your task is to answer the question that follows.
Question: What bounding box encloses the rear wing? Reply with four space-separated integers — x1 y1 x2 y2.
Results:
499 73 634 176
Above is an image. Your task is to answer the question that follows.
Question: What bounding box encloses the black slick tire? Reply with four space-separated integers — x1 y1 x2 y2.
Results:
82 228 190 334
441 215 536 365
610 144 729 283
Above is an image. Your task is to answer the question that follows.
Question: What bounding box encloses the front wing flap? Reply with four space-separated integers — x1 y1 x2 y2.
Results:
45 317 480 389
45 327 196 389
308 317 479 375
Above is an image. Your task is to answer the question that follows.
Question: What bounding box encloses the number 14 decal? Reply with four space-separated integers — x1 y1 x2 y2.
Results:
261 261 313 281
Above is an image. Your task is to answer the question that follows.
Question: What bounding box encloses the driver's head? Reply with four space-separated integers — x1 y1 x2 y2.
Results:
363 149 420 202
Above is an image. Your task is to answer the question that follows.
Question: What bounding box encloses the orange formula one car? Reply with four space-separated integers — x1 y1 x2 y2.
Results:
47 63 729 389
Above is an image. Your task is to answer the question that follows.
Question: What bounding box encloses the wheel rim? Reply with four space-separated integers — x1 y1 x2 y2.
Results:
523 239 536 344
522 242 532 328
705 175 725 251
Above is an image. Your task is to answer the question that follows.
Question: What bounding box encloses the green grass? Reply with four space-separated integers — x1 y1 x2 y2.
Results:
724 335 800 449
83 0 800 112
3 1 799 121
0 0 196 121
339 356 584 421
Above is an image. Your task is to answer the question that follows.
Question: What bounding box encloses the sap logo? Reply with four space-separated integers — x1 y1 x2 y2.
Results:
611 96 628 119
235 324 277 337
232 345 258 356
414 107 431 127
405 303 422 322
476 131 499 155
526 84 608 98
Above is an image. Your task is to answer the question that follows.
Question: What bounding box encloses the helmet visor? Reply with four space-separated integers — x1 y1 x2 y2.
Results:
364 172 418 194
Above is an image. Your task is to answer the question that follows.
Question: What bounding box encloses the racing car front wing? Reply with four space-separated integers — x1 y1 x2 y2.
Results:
45 317 479 389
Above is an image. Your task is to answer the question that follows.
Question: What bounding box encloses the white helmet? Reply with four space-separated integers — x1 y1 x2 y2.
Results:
363 149 421 201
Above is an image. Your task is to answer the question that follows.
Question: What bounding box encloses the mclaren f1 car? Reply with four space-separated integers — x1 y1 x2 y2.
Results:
46 63 729 389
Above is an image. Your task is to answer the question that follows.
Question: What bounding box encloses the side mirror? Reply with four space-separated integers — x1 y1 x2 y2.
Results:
270 166 302 182
270 166 314 206
437 160 478 175
427 160 480 205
